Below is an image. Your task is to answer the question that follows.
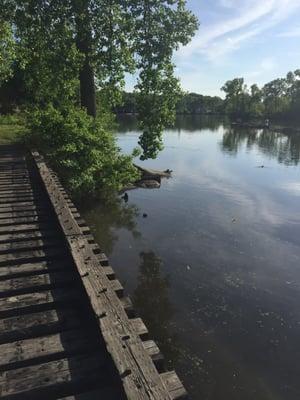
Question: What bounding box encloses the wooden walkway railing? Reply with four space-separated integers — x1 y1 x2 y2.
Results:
0 145 187 400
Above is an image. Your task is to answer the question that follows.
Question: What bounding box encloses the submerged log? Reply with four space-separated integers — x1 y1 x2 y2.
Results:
136 180 161 189
120 164 172 193
133 164 172 178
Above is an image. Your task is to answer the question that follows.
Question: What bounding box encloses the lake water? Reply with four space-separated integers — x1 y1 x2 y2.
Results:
82 116 300 400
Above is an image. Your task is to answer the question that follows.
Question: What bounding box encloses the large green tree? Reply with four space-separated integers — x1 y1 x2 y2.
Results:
3 0 198 159
221 78 250 118
220 70 300 121
0 21 15 84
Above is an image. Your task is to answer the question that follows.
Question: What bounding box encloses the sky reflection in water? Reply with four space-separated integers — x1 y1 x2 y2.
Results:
82 117 300 400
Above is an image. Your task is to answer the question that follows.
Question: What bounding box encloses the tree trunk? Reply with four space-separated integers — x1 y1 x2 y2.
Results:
79 58 96 118
74 0 97 118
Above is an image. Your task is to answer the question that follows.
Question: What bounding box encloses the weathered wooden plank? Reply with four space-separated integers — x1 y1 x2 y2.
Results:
0 204 49 218
109 279 124 297
131 317 148 339
0 168 27 172
0 170 28 174
160 372 187 400
0 329 97 371
0 222 57 234
0 196 38 204
0 164 27 167
0 186 32 193
0 308 81 344
32 151 174 400
0 181 30 186
0 270 75 298
102 266 115 280
142 340 164 368
0 187 41 194
0 210 48 220
0 259 70 279
0 288 79 317
0 229 57 244
0 204 44 213
120 297 134 317
96 252 109 265
0 215 52 227
0 247 66 267
0 238 62 254
0 176 30 181
57 386 124 400
0 191 41 199
0 188 37 194
0 353 108 399
0 203 40 211
0 182 31 189
0 171 28 175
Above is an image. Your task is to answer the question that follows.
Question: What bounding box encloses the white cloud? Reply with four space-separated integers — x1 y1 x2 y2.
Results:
280 182 300 196
244 57 276 81
177 0 300 62
219 0 236 8
278 26 300 37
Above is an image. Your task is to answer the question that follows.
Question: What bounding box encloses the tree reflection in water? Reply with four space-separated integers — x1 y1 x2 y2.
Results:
133 251 179 368
221 127 300 165
81 195 141 255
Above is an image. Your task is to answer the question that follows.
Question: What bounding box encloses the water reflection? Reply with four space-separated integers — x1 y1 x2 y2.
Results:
81 116 300 400
221 127 300 165
82 196 141 255
117 114 225 134
175 115 224 132
133 251 179 367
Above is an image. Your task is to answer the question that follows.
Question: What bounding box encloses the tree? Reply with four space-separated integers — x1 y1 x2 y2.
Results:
248 84 264 117
288 70 300 118
4 0 198 159
221 78 249 118
220 70 300 121
262 78 289 116
0 21 15 84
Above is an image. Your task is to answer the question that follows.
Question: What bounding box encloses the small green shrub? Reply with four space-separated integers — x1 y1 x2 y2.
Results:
0 114 24 126
26 104 140 197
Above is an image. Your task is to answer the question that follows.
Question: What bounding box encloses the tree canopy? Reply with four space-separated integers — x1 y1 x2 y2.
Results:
221 70 300 121
0 21 15 84
2 0 198 159
0 0 198 196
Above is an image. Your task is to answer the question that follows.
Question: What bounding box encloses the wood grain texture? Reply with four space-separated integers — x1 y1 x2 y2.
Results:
32 151 177 399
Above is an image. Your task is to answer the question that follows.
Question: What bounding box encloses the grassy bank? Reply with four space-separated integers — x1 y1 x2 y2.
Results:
0 115 25 144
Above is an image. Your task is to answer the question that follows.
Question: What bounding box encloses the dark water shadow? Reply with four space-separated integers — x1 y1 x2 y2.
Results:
220 127 300 165
80 195 141 256
133 251 180 369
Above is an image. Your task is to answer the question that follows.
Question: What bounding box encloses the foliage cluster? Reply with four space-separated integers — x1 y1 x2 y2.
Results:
115 91 224 116
0 21 15 84
222 70 300 120
25 104 140 197
0 0 198 196
176 92 224 115
0 112 24 144
2 0 198 152
0 113 24 125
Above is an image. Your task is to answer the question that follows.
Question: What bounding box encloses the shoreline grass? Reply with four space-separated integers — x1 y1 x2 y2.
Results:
0 123 25 144
0 114 26 144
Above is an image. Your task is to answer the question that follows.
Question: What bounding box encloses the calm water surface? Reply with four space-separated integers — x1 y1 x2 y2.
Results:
82 116 300 400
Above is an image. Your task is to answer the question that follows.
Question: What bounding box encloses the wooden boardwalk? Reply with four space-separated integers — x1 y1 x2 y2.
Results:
0 145 186 399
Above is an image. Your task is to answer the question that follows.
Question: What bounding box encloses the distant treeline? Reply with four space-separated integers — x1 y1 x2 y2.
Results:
221 70 300 121
1 68 300 122
114 92 224 115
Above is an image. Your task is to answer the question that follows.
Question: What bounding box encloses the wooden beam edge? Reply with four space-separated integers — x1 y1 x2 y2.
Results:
31 151 187 400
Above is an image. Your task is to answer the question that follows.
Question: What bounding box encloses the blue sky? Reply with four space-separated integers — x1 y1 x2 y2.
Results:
127 0 300 97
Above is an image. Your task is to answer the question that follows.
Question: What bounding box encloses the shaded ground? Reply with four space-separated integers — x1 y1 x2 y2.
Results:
0 120 24 144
